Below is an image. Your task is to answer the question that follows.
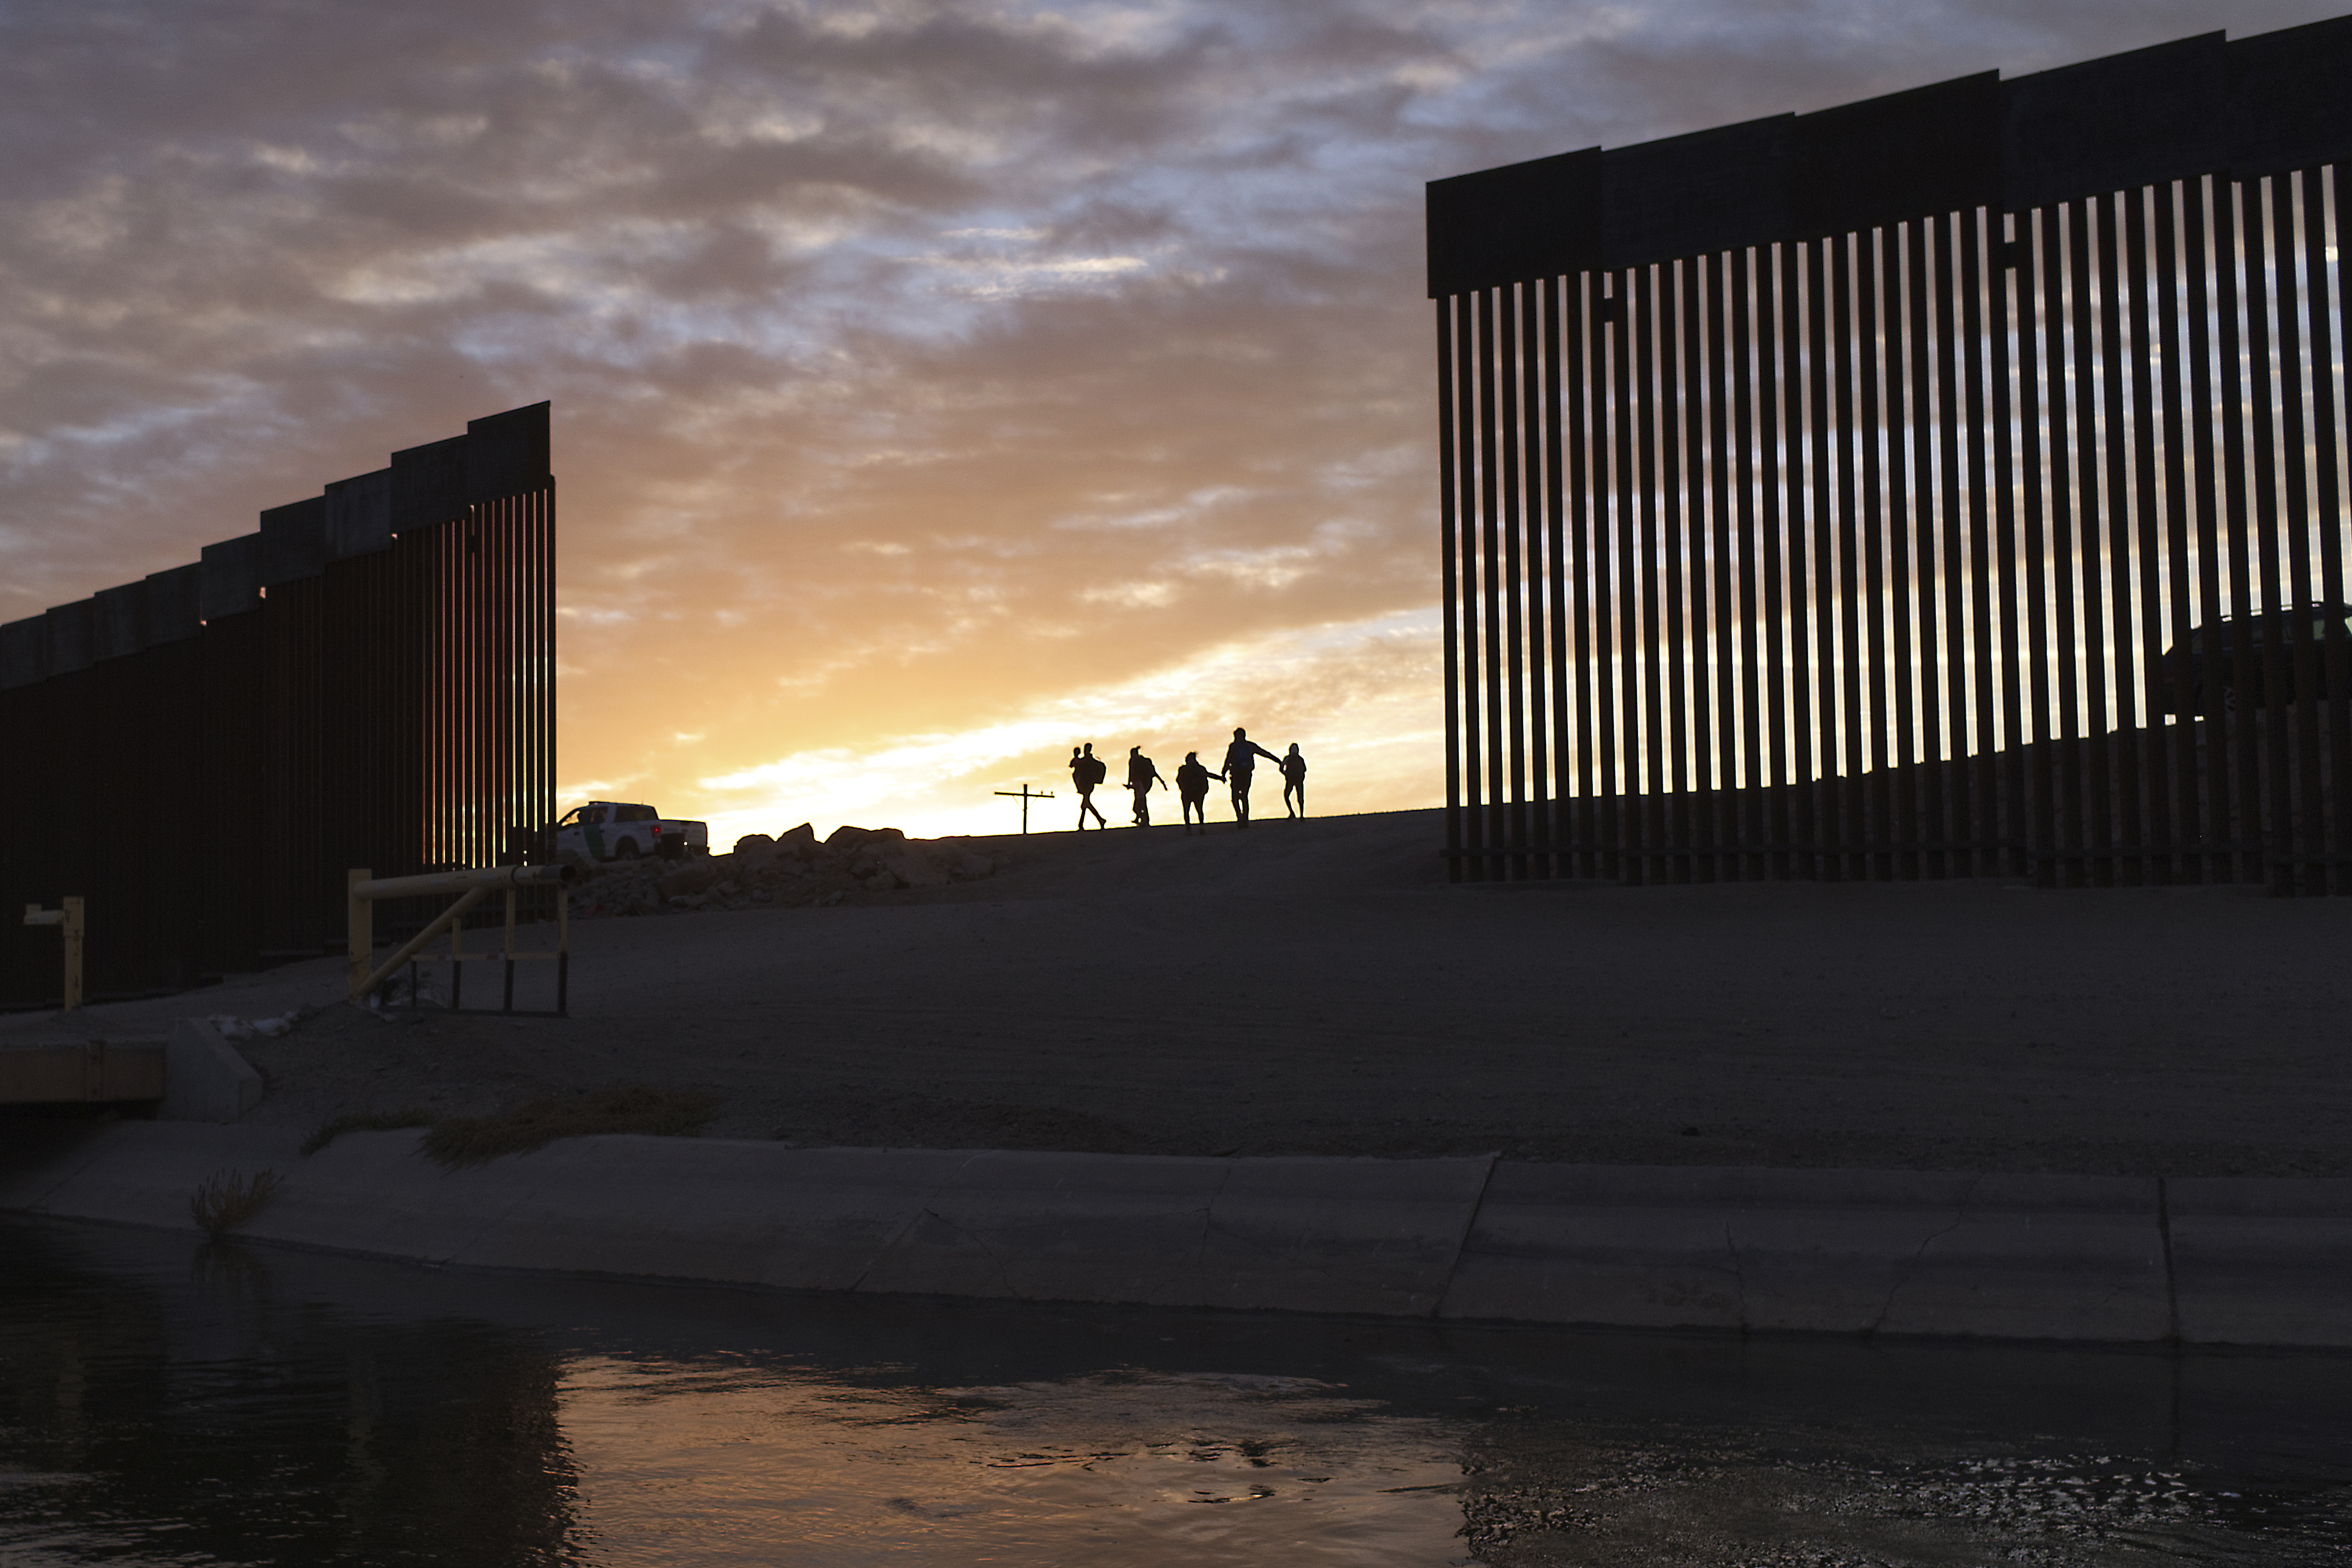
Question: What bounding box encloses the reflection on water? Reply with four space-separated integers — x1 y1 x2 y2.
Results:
2 1217 2348 1566
1 1236 583 1566
1457 1426 2350 1565
563 1360 1458 1565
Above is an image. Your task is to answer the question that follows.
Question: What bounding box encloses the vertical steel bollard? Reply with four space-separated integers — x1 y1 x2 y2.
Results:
61 897 82 1011
556 888 570 1017
347 869 373 1001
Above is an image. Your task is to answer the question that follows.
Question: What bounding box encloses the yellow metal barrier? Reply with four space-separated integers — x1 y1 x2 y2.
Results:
347 865 575 1013
22 896 84 1011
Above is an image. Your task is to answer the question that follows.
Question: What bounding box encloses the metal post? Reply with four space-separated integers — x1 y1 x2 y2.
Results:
556 888 569 1017
1438 296 1463 881
23 899 82 1010
348 865 570 1012
347 868 372 998
62 897 82 1011
348 882 501 1002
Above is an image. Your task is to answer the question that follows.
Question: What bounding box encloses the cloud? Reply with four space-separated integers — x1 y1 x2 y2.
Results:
4 0 2341 839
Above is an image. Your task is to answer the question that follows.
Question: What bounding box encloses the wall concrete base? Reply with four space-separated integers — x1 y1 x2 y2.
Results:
2 1123 2343 1347
158 1020 262 1123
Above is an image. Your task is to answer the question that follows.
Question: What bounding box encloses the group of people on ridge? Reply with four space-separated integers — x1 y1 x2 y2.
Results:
1068 728 1306 834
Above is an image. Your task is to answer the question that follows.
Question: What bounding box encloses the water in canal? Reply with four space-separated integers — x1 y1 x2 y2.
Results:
2 1216 2347 1565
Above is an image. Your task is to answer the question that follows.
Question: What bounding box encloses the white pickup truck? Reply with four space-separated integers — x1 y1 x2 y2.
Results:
549 801 710 862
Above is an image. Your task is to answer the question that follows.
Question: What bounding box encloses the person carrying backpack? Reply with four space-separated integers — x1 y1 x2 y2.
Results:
1221 728 1283 826
1175 751 1223 835
1071 743 1108 830
1126 745 1166 827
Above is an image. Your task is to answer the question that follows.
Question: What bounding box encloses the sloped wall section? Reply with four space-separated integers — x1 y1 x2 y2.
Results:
0 404 555 1006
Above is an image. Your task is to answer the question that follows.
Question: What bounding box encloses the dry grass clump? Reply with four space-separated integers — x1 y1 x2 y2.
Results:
190 1168 282 1236
421 1085 718 1168
300 1108 433 1156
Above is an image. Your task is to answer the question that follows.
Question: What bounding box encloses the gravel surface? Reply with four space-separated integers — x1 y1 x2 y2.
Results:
6 807 2347 1176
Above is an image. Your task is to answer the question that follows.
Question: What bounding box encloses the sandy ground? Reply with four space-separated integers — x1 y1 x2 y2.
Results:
5 807 2348 1177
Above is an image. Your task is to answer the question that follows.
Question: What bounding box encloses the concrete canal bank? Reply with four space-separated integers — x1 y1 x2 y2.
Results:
5 1119 2346 1347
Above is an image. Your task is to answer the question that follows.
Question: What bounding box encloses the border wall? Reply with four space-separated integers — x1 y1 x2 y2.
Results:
1432 21 2352 892
0 404 555 1007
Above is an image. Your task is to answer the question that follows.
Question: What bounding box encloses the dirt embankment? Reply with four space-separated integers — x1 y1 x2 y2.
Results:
8 808 2352 1179
571 823 1007 919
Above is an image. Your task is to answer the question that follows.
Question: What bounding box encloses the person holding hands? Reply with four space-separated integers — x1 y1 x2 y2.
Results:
1175 751 1222 835
1126 745 1166 827
1221 727 1283 826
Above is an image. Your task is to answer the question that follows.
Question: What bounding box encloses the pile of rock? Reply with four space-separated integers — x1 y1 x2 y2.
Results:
569 823 1001 920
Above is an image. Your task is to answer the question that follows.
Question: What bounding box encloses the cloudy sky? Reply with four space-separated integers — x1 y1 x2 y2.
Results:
4 0 2342 844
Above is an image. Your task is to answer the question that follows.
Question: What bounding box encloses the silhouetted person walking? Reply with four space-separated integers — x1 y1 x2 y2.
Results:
1222 728 1282 826
1280 743 1307 817
1175 751 1222 835
1071 744 1108 830
1126 745 1165 827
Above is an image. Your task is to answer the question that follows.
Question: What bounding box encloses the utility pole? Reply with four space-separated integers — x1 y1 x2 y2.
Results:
992 784 1054 834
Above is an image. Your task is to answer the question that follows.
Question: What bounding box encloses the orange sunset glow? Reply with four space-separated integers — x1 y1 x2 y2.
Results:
6 0 2338 845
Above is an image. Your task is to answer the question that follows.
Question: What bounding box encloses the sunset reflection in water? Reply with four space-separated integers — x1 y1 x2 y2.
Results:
6 1219 2352 1568
556 1358 1465 1566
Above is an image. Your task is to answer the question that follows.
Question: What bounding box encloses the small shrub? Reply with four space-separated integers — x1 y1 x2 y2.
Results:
300 1108 433 1156
190 1168 282 1236
421 1085 718 1168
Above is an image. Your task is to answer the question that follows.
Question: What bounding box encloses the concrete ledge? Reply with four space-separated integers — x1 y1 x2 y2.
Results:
0 1124 2339 1346
2168 1177 2352 1347
1438 1165 2170 1342
378 1137 978 1290
0 1040 165 1104
159 1019 264 1123
851 1151 1493 1315
10 1122 303 1231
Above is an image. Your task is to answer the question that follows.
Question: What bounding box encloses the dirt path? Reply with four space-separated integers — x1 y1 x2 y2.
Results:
7 808 2347 1176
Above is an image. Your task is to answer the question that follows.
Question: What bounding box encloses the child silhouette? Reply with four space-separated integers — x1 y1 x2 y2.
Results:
1175 750 1222 834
